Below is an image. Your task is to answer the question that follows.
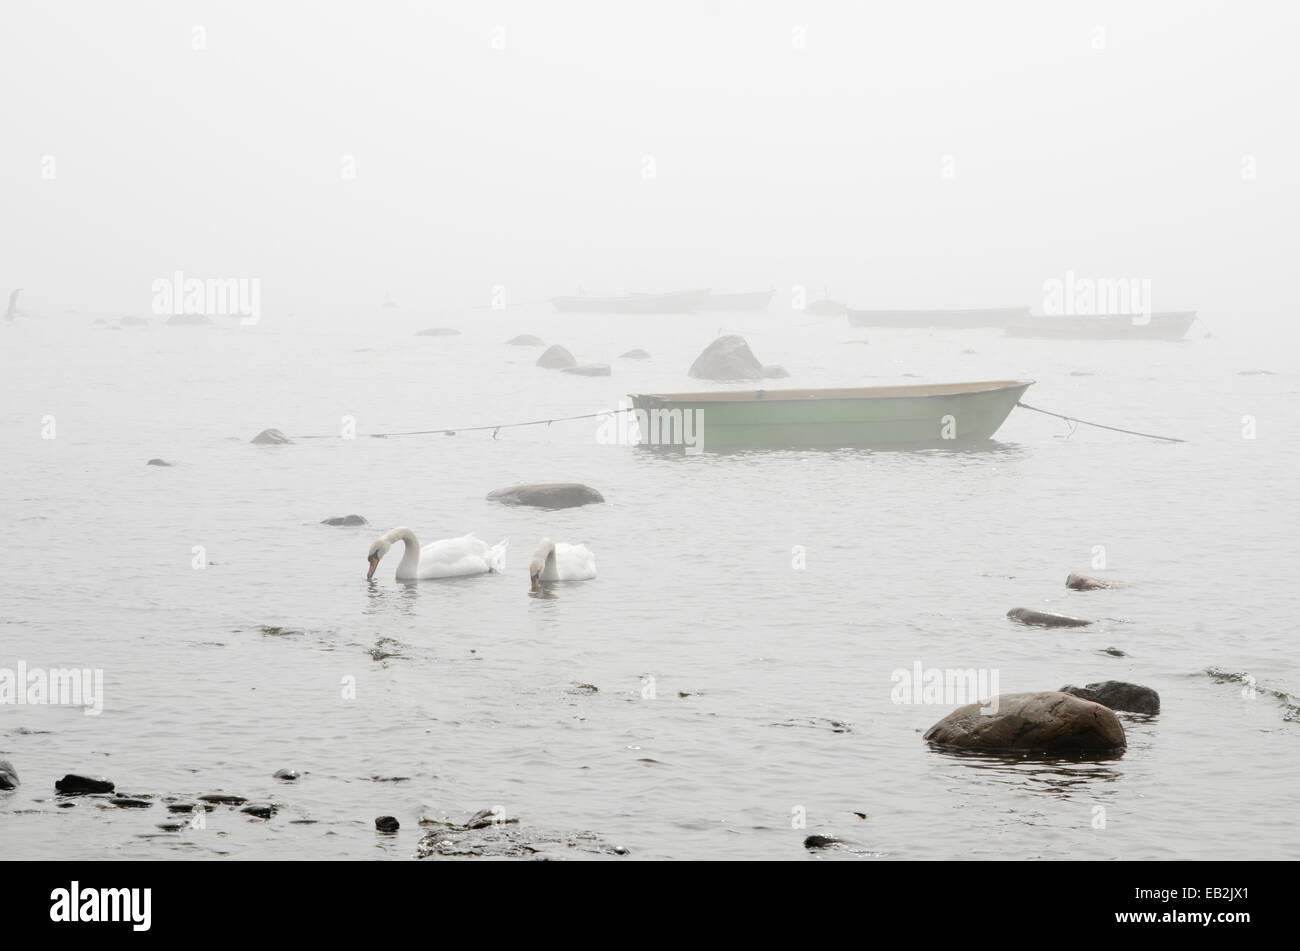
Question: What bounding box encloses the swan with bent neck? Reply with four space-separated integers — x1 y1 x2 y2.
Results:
528 539 597 591
367 527 508 581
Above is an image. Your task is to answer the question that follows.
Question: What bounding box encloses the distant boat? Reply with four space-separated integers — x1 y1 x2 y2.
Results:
697 290 777 311
1006 312 1196 341
847 307 1029 329
628 380 1031 450
551 289 710 313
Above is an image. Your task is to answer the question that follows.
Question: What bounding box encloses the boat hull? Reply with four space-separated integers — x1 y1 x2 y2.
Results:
628 380 1032 450
551 289 710 313
698 290 776 311
847 307 1029 329
1006 312 1196 340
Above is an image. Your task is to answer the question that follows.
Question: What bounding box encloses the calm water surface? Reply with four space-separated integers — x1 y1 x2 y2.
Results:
2 307 1298 859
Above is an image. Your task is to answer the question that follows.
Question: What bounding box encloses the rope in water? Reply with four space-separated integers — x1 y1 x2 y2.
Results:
289 401 1184 443
1015 401 1186 443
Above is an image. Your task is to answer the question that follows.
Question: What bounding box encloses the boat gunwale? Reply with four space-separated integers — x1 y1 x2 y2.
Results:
630 380 1034 404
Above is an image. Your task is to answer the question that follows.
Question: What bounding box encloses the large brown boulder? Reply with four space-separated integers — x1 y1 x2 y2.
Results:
923 691 1126 753
688 335 765 381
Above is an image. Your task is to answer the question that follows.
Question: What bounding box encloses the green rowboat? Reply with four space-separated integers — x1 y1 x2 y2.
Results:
628 380 1033 450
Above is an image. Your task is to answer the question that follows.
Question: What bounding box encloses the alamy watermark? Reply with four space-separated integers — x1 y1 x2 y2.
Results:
151 270 261 325
596 399 704 454
1042 269 1152 323
890 661 999 713
0 662 104 715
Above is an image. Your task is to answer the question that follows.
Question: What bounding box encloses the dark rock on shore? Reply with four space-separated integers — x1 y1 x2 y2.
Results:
146 458 172 467
1061 681 1160 715
273 768 301 781
619 348 650 360
375 816 400 833
1007 607 1092 628
56 774 115 794
0 760 18 789
1066 573 1114 590
416 327 460 336
251 428 292 445
924 691 1127 753
563 363 611 376
507 334 545 346
487 483 604 509
536 344 577 369
321 515 367 526
688 334 765 380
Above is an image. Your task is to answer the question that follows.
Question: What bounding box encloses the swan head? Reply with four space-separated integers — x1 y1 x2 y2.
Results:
528 538 555 592
366 537 392 579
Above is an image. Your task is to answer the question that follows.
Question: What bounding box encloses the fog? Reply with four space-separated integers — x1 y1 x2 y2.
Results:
3 0 1296 323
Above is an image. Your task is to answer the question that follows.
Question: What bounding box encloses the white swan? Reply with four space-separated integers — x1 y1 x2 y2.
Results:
366 527 508 581
528 539 597 591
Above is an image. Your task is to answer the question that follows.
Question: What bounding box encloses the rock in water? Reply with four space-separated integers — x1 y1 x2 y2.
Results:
273 768 301 781
0 760 18 790
803 835 838 849
375 816 400 833
536 344 577 369
619 348 650 360
251 428 293 445
1007 607 1092 628
166 313 213 326
924 691 1127 752
416 327 460 336
688 335 765 380
1066 573 1113 590
120 315 149 326
563 364 611 377
487 483 604 509
56 774 115 794
321 515 368 526
762 364 790 379
507 334 545 346
1060 681 1160 715
146 458 172 467
241 803 276 819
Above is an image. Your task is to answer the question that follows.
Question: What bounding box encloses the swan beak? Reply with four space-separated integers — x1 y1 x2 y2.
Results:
529 573 540 592
367 555 378 580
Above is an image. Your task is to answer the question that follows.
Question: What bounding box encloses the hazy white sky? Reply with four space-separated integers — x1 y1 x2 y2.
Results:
2 0 1296 319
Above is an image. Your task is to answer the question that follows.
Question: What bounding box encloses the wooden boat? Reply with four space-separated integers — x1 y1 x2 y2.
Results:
628 380 1032 450
847 306 1029 329
1005 311 1196 341
551 289 710 313
698 290 777 311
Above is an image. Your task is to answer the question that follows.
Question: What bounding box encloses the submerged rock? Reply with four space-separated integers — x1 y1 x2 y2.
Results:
1066 573 1114 590
241 802 276 819
146 458 172 467
166 313 213 326
619 348 650 360
1007 607 1092 628
803 835 838 849
536 344 577 369
563 363 611 376
56 774 115 794
924 691 1126 753
375 816 400 833
251 428 292 445
109 797 152 808
487 483 604 509
416 327 460 336
120 315 149 327
688 334 764 380
198 793 248 806
1101 647 1127 657
321 515 367 526
1060 681 1160 715
507 334 545 346
762 364 790 379
0 760 18 790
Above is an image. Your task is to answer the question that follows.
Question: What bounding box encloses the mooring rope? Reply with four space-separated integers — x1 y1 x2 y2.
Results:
289 400 1184 443
1015 401 1186 443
